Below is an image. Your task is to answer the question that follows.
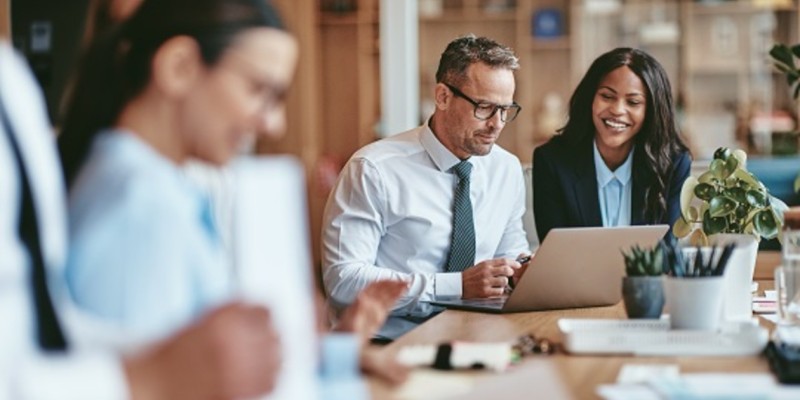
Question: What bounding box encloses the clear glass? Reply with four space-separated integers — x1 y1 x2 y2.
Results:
775 266 800 325
784 215 800 270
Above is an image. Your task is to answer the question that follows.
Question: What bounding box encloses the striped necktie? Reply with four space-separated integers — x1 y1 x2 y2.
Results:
445 160 475 272
1 97 68 351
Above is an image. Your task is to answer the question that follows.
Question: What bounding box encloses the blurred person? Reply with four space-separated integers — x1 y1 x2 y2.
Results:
63 0 409 394
321 34 532 340
0 37 281 400
533 47 691 242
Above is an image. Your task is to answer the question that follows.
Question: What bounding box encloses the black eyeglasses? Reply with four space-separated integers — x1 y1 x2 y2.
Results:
443 83 521 123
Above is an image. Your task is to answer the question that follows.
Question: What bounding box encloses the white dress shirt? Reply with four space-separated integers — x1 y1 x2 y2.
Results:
322 124 529 337
594 140 633 227
0 43 128 400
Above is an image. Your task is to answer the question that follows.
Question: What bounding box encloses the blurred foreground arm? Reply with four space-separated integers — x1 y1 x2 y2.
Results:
125 303 281 400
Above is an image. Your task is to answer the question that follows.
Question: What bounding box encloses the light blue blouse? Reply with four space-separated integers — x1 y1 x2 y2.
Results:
65 130 232 342
593 140 633 227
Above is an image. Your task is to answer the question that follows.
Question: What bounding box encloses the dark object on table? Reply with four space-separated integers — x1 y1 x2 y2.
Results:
765 341 800 384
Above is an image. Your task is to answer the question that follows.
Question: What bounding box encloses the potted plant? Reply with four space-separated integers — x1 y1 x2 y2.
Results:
662 240 736 330
672 147 787 245
621 244 665 319
672 147 788 320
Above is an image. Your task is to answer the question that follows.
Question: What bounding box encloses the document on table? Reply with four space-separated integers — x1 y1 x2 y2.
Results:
598 367 800 400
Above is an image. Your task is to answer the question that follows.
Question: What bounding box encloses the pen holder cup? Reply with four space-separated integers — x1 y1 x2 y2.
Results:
664 276 725 331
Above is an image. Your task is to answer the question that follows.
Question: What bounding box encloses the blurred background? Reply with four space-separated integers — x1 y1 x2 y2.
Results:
3 0 799 261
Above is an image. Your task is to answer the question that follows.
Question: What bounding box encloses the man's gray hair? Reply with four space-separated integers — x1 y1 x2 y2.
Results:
435 34 519 86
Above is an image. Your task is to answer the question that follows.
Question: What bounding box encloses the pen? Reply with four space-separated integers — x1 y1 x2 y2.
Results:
508 255 531 291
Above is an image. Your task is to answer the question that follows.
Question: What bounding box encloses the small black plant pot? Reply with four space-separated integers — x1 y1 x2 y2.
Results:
622 276 664 319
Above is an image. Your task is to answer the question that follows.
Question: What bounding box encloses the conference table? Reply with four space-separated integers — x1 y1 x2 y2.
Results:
368 251 784 399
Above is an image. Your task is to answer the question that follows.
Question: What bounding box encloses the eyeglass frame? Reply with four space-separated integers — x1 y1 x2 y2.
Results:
442 82 521 123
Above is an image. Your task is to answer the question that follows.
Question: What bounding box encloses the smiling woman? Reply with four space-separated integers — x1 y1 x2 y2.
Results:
532 47 691 242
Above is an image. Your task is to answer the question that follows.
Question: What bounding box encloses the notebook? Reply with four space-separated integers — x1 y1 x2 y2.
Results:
429 225 669 313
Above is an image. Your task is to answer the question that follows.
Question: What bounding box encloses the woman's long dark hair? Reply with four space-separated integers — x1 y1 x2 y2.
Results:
58 0 285 187
556 47 689 223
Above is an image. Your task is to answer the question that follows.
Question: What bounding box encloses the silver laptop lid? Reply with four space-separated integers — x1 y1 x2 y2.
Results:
503 225 669 312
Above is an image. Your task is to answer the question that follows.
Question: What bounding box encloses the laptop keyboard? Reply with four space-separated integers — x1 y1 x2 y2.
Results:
459 297 507 307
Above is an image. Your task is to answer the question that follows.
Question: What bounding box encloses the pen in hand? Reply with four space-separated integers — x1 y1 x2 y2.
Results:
507 255 532 291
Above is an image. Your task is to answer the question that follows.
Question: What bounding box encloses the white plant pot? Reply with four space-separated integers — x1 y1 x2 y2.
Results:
680 234 758 323
709 234 758 322
664 276 725 331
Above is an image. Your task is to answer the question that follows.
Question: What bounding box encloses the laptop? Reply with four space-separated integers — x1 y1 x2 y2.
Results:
430 225 669 313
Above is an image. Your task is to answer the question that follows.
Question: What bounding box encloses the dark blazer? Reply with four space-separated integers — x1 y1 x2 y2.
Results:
532 136 691 242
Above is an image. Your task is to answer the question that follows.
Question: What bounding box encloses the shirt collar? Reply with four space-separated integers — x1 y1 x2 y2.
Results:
420 120 467 173
593 139 633 187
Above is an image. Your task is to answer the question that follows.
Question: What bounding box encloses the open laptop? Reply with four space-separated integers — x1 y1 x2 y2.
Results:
430 225 669 313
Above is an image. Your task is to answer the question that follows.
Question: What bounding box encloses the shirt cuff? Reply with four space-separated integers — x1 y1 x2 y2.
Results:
434 272 462 298
14 352 129 400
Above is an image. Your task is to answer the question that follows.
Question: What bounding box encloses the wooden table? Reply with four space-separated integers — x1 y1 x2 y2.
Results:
369 251 783 399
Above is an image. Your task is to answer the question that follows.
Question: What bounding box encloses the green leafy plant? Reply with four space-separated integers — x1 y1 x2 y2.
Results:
672 147 789 245
622 244 664 277
770 43 800 101
769 43 800 191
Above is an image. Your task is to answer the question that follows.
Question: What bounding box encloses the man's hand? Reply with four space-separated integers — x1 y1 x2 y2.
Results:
462 258 521 298
125 303 281 400
336 280 408 344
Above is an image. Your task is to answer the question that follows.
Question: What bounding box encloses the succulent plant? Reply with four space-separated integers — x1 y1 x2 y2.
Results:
672 147 788 245
622 244 664 277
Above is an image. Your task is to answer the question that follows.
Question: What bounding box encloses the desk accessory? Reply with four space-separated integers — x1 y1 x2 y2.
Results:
663 240 735 330
766 340 800 383
621 243 666 319
558 318 768 356
396 334 555 373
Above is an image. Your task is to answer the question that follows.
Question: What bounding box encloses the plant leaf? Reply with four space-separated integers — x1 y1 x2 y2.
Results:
713 147 732 161
709 196 737 218
770 195 789 227
680 176 699 220
673 217 692 238
686 206 700 221
746 190 768 208
770 44 795 70
732 149 747 168
733 169 764 190
703 210 728 234
698 171 716 184
694 182 716 201
753 210 779 239
795 173 800 193
724 187 747 203
710 159 729 180
688 229 709 247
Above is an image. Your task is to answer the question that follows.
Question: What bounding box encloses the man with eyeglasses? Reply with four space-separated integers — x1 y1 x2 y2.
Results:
321 34 532 340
